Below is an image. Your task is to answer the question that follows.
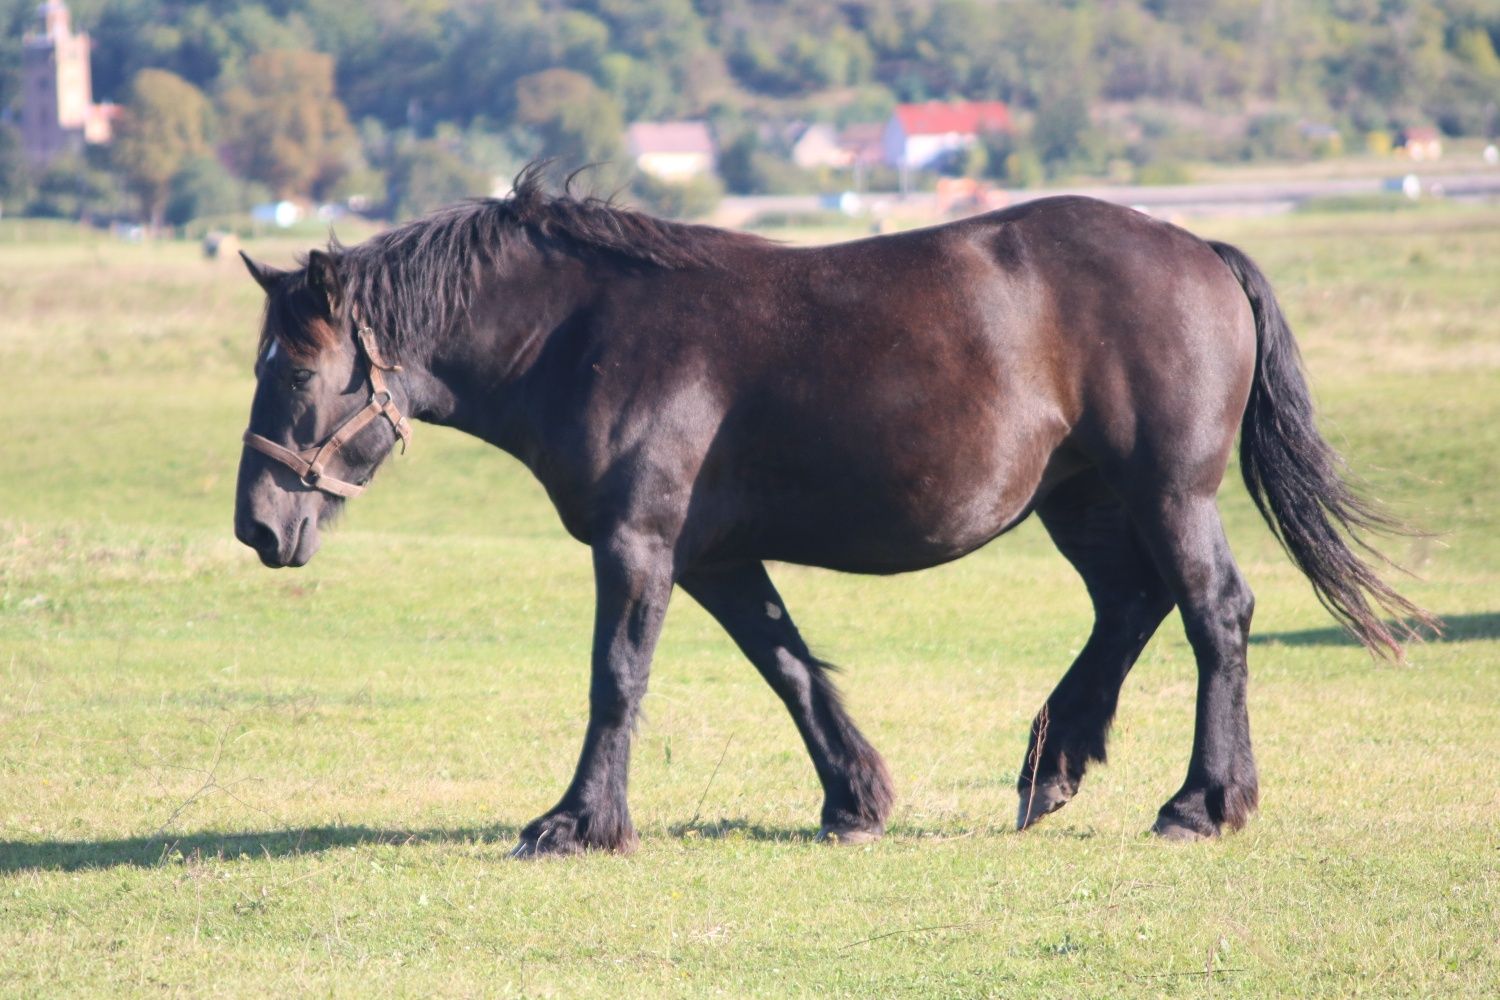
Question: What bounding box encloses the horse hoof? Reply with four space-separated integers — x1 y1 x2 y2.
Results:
1150 816 1215 842
1015 781 1073 830
818 825 883 846
510 812 637 858
510 833 583 860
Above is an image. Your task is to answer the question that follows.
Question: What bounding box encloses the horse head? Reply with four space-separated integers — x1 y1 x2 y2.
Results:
233 250 410 568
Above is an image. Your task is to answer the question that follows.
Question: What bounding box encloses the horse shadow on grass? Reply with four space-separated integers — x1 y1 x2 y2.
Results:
0 820 827 873
0 823 523 874
667 818 817 843
1250 611 1500 649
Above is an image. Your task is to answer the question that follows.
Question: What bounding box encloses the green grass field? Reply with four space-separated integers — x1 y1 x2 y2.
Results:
1 204 1497 997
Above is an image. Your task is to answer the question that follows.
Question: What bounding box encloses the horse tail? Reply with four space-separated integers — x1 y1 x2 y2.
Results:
1208 239 1439 660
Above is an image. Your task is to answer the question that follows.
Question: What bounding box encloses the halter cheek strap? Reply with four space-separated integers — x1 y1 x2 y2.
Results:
242 325 412 498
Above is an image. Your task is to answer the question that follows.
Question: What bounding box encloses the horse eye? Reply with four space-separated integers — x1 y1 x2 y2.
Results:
290 368 315 388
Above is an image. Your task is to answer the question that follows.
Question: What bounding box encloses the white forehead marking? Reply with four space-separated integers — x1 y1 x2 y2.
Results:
265 341 279 362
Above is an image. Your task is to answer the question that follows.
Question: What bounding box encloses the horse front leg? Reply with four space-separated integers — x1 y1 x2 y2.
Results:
680 562 893 843
512 529 674 857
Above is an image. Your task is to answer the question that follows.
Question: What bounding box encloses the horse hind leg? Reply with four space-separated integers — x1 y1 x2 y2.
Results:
1123 486 1259 840
1017 470 1175 830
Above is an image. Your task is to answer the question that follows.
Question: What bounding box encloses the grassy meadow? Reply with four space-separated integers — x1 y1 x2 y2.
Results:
1 203 1497 997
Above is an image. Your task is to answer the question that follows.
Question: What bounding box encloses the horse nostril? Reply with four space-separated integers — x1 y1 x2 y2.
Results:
236 518 280 556
251 521 280 556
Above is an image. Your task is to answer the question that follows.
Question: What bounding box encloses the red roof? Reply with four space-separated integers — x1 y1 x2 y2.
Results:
894 101 1011 137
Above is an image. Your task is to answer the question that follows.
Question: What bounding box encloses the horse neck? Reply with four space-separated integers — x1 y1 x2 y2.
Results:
411 249 601 456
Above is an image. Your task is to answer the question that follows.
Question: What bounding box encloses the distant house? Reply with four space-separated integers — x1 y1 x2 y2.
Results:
626 121 716 182
1399 126 1443 162
21 0 117 168
790 123 846 170
883 101 1011 171
784 122 888 173
837 123 887 168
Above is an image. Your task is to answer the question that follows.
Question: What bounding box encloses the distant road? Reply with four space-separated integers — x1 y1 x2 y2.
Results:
713 170 1500 227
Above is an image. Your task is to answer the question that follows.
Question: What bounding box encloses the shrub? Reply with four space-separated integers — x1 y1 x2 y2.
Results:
631 172 724 220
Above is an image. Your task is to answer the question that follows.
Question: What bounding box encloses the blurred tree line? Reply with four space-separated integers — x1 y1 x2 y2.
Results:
0 0 1496 223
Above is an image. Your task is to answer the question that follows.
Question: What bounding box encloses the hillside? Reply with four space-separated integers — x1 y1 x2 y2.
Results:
1 1 1497 221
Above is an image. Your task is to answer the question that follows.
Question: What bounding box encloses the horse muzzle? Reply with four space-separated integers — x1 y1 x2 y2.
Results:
235 512 319 568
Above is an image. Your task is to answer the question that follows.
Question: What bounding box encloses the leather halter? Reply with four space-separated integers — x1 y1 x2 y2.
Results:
242 322 412 498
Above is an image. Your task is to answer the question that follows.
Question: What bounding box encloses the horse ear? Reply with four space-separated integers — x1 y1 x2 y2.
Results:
239 251 286 294
306 249 342 316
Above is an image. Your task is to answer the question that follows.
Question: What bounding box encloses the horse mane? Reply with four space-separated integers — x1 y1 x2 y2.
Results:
321 163 769 358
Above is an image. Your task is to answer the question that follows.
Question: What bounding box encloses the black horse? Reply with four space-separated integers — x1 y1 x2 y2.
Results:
234 169 1434 855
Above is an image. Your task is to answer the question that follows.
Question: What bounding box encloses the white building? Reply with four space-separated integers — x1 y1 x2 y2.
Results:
626 121 717 182
790 123 847 170
882 101 1012 172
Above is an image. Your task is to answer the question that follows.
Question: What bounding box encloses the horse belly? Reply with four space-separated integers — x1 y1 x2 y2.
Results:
740 419 1065 574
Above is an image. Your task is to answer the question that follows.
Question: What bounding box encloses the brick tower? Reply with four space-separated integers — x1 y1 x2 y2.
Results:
21 1 115 168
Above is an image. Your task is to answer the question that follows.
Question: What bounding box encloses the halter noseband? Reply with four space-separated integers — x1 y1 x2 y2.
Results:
242 321 412 498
